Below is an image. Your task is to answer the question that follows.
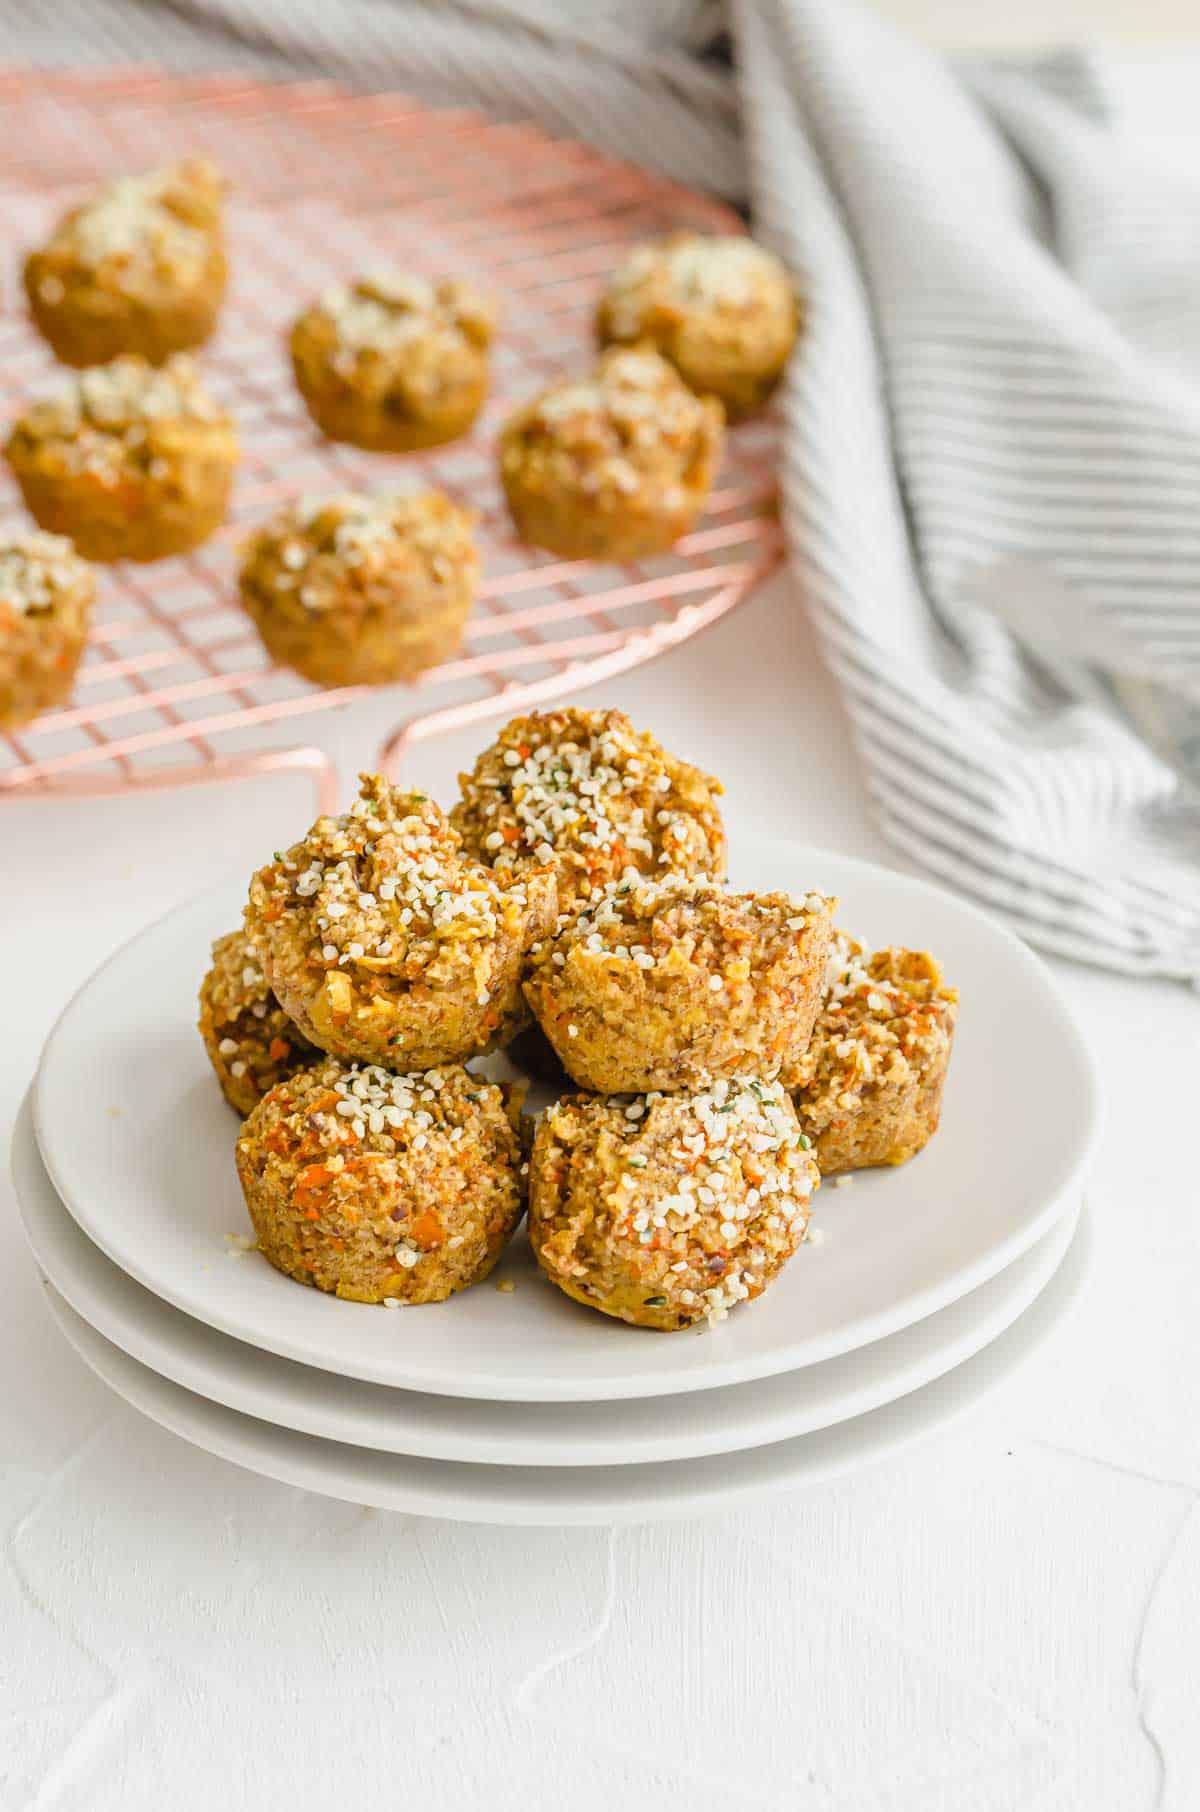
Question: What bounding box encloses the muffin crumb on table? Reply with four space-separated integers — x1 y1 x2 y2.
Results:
245 774 556 1069
236 1057 524 1304
783 934 958 1174
597 232 799 417
24 157 227 368
238 489 478 688
529 1078 820 1331
5 355 238 563
499 345 724 559
290 271 495 451
0 530 94 732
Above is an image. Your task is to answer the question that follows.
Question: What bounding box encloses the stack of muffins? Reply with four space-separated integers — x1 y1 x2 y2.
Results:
200 708 958 1332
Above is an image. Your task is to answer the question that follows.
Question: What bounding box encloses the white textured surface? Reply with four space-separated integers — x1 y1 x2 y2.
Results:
4 572 1198 1810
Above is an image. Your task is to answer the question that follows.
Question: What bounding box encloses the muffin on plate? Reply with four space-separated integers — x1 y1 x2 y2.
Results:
24 157 227 368
596 232 798 417
198 926 318 1118
5 355 238 563
782 935 958 1174
523 874 835 1094
236 1057 525 1303
498 345 723 560
529 1077 819 1330
0 531 94 732
245 773 556 1068
290 271 495 451
237 489 477 688
451 707 726 918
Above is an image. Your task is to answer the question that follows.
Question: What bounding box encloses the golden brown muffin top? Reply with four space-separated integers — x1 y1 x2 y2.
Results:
785 934 958 1097
601 232 793 335
304 272 494 373
239 489 476 616
0 530 92 617
451 707 726 912
34 159 224 294
247 773 551 989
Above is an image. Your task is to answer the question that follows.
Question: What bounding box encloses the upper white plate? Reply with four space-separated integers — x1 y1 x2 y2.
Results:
12 1092 1080 1467
33 829 1099 1402
42 1206 1092 1524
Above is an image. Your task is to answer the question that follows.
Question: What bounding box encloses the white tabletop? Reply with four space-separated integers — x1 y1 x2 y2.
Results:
4 570 1197 1812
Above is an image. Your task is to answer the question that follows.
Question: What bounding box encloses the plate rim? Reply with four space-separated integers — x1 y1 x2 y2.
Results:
39 1205 1093 1526
33 833 1102 1401
12 1090 1081 1467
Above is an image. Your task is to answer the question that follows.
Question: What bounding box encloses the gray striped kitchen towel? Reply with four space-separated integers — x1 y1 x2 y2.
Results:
7 0 1199 978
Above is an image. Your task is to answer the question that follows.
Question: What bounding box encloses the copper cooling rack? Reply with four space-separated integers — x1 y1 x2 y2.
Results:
0 68 782 812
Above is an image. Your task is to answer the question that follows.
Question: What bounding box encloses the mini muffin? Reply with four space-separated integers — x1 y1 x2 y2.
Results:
529 1077 819 1331
238 489 477 688
523 874 835 1094
290 271 495 452
0 531 94 732
499 345 723 560
5 356 238 563
24 158 227 368
596 233 798 418
783 935 959 1174
198 926 319 1118
451 707 725 917
236 1057 525 1303
245 773 556 1068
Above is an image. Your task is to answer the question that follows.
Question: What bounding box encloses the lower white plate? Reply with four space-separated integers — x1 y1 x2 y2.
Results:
13 1093 1080 1468
40 1209 1092 1524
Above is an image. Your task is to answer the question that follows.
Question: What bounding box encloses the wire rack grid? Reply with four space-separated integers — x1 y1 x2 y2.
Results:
0 67 782 813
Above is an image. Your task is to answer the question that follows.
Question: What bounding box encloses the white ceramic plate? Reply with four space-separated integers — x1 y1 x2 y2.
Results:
41 1206 1092 1524
12 1093 1080 1467
33 829 1099 1402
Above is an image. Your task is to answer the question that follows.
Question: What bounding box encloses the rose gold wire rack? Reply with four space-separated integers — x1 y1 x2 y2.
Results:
0 67 782 814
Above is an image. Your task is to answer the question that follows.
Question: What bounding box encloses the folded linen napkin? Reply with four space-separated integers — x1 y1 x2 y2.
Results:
8 0 1198 977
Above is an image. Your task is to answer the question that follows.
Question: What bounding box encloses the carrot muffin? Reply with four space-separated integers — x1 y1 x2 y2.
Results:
245 774 556 1068
523 874 835 1094
499 346 723 560
238 489 477 688
451 707 726 917
529 1077 819 1331
596 233 798 418
290 272 495 452
24 158 226 370
5 355 238 563
236 1057 524 1303
0 531 94 732
783 935 959 1174
198 926 318 1118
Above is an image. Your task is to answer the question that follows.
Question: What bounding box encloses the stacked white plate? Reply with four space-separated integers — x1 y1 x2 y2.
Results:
14 832 1099 1526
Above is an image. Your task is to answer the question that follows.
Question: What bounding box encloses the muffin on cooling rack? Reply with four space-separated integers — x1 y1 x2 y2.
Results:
782 935 959 1174
450 707 727 917
498 345 724 560
0 531 94 732
529 1077 819 1331
290 271 495 452
5 355 238 563
198 926 319 1118
236 1057 525 1304
523 874 835 1095
245 773 556 1069
596 232 799 418
24 158 227 369
237 489 477 689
